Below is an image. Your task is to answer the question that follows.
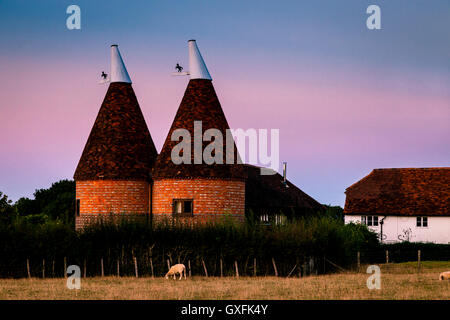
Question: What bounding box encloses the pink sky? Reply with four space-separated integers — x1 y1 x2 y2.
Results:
1 54 448 206
1 1 449 206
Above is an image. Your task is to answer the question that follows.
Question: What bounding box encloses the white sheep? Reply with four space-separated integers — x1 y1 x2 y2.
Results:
165 263 186 280
439 271 450 280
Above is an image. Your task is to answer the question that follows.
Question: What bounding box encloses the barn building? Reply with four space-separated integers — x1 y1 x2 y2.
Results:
74 41 323 230
344 168 450 244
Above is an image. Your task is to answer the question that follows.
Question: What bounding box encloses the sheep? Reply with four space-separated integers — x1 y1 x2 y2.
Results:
439 271 450 280
165 263 186 280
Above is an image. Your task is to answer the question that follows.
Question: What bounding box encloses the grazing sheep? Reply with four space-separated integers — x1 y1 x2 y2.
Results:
165 264 186 280
439 271 450 280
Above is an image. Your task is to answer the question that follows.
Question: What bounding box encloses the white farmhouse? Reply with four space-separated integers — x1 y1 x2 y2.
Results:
344 168 450 244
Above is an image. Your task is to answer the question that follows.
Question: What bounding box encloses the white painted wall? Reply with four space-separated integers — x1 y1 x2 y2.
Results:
345 215 450 244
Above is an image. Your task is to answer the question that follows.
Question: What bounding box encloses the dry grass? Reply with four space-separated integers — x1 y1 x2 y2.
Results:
0 261 449 300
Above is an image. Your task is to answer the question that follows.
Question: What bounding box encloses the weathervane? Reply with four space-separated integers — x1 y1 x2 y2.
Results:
99 70 110 84
172 62 190 76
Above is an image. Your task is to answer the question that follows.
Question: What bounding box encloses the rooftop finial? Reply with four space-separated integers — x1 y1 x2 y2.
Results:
110 44 132 83
188 40 212 80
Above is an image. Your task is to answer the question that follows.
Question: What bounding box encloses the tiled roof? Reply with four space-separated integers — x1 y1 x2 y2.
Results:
344 168 450 216
74 82 158 180
152 79 246 180
245 164 324 215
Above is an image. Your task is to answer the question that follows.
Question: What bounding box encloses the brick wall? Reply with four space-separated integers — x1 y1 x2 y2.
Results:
152 178 245 222
75 180 150 230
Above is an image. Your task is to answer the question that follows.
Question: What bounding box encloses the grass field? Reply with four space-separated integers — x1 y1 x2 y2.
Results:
0 261 449 300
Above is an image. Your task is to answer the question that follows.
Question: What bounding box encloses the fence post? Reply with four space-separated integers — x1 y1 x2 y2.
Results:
101 258 104 277
64 257 67 278
26 259 31 279
287 264 297 278
253 258 257 277
357 252 360 273
83 259 87 278
116 259 120 277
150 258 154 278
42 259 45 279
134 257 138 278
417 250 421 273
188 260 191 277
121 246 125 267
386 250 389 264
220 258 223 277
201 258 208 277
52 260 55 278
272 258 278 277
235 260 239 278
302 262 308 276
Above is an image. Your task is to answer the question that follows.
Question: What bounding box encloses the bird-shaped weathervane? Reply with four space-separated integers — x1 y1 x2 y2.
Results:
175 63 183 72
99 71 110 84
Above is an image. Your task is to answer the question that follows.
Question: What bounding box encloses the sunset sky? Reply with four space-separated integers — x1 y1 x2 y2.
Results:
0 0 449 206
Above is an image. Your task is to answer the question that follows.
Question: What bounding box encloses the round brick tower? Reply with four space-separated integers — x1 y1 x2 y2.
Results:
74 45 158 230
151 40 246 223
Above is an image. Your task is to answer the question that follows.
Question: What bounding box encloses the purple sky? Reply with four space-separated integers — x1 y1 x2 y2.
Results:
0 1 449 206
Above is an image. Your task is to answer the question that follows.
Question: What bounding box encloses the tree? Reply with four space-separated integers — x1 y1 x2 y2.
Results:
0 191 16 224
323 205 344 222
14 180 75 225
15 197 40 216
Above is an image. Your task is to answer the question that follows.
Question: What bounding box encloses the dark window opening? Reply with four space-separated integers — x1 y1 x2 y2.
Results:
417 216 428 228
373 216 378 226
76 199 80 217
172 199 193 217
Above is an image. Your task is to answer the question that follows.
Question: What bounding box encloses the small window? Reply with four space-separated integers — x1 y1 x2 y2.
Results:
417 217 428 228
172 199 193 217
75 199 80 217
362 215 378 226
275 214 285 225
373 216 378 226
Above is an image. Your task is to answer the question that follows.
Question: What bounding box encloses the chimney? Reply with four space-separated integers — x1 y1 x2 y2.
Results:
188 40 212 80
110 44 132 83
283 162 287 185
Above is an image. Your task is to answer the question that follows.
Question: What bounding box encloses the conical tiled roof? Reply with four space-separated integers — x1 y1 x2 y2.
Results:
152 79 246 179
74 82 158 180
